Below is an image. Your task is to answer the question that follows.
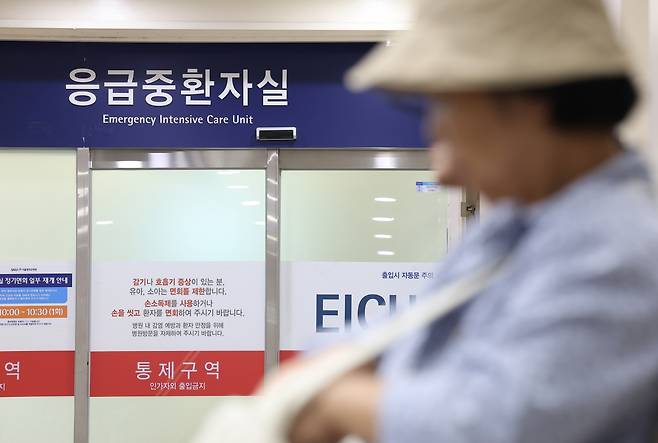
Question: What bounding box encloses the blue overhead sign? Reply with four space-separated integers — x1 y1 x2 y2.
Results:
0 42 424 148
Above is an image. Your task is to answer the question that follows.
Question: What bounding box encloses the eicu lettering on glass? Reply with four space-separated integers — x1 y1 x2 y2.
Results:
315 292 418 333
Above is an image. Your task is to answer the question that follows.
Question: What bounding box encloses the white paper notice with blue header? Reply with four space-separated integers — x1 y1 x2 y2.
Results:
0 262 76 351
416 181 440 192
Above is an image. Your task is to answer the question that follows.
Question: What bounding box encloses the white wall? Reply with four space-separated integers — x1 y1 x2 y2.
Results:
605 0 623 29
649 0 658 176
0 0 413 41
619 0 650 157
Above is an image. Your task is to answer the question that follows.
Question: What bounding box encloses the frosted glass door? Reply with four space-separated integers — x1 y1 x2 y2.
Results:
0 150 76 443
280 170 448 357
89 169 265 443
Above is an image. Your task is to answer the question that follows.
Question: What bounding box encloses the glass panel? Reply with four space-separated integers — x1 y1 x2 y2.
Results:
90 169 265 443
0 150 76 443
280 170 448 356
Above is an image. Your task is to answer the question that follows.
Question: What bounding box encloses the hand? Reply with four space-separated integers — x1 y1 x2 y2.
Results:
288 366 382 443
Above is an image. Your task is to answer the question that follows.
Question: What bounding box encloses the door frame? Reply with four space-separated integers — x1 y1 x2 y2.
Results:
74 147 473 443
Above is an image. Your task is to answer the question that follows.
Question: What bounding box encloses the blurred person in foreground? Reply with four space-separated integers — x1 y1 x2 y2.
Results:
287 0 658 442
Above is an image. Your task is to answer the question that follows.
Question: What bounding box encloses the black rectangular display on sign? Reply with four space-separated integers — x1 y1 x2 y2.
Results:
256 127 296 141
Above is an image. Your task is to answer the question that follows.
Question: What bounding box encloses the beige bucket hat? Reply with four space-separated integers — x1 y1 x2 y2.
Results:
346 0 630 94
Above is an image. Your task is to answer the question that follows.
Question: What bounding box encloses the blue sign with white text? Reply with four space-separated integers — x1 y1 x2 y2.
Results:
0 42 424 149
0 273 72 305
0 287 68 304
0 273 73 287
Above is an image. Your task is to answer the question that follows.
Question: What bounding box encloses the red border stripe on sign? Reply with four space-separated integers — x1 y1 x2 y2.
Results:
90 351 264 397
279 350 301 364
0 351 74 397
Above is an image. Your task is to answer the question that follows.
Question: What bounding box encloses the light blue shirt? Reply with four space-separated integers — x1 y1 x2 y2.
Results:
377 150 658 443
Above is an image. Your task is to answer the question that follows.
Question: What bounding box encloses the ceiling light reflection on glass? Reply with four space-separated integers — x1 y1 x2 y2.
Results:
116 161 143 168
374 234 393 239
372 217 395 222
377 251 395 256
374 155 397 169
374 197 397 203
96 220 114 225
241 201 260 207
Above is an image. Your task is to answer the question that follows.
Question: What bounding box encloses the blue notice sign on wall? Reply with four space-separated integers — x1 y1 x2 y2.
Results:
0 273 72 305
0 274 73 287
0 42 425 149
0 287 68 305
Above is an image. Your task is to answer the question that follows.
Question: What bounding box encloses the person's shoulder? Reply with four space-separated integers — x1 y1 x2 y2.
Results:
525 178 658 271
598 182 656 248
502 182 658 314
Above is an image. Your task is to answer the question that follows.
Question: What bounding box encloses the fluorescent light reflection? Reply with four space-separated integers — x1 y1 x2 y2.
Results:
374 197 397 203
377 251 395 256
241 201 260 206
372 217 395 222
374 234 392 239
96 220 114 225
116 161 143 168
